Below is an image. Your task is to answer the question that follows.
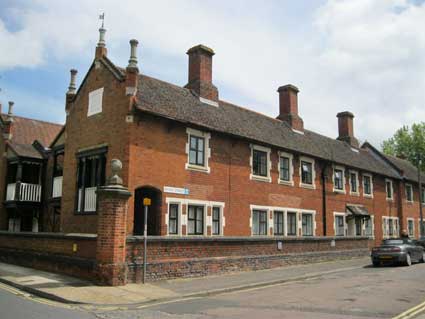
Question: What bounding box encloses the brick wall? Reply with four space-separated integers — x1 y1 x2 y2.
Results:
126 236 370 282
0 231 96 280
61 61 132 233
0 134 8 230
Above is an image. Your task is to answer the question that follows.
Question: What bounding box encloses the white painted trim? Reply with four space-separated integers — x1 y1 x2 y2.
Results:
333 165 346 194
405 183 414 203
166 201 182 236
292 128 304 135
385 178 394 201
249 204 316 237
278 151 294 186
300 211 316 236
249 144 272 183
333 212 347 236
299 156 316 189
185 127 211 174
199 97 219 107
165 197 225 236
362 173 374 198
407 217 415 237
382 216 399 239
348 170 360 196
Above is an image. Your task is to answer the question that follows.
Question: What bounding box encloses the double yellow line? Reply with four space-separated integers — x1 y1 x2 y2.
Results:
393 300 425 319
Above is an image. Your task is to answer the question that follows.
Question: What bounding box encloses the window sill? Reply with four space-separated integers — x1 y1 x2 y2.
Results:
278 179 294 186
74 211 97 216
300 183 315 190
250 174 271 183
386 198 394 202
333 189 346 194
186 163 210 174
349 192 360 196
405 200 414 204
363 194 373 199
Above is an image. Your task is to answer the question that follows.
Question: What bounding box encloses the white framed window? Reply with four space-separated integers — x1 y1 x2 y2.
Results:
365 216 374 237
382 216 399 238
333 165 345 193
334 212 346 236
407 218 415 237
349 170 359 195
273 211 284 235
278 151 294 186
250 144 271 183
362 173 373 198
385 179 394 200
286 211 298 236
301 212 314 236
165 198 225 236
185 128 211 173
299 156 315 189
87 87 104 116
212 206 223 235
252 209 268 235
405 184 414 202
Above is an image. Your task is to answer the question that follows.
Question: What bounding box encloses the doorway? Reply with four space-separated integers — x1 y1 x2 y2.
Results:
133 186 162 235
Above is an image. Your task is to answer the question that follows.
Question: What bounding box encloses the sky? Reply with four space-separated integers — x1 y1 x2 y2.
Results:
0 0 424 148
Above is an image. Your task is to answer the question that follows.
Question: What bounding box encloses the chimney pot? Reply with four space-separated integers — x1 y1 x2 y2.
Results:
184 44 218 101
127 39 139 70
336 111 359 148
277 84 303 131
67 69 78 95
8 101 14 115
95 27 107 59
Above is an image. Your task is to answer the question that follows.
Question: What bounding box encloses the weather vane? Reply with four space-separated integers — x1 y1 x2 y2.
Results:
99 12 105 28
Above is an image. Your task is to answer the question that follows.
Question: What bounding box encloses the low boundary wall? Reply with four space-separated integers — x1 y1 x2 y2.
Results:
126 236 371 282
0 231 97 281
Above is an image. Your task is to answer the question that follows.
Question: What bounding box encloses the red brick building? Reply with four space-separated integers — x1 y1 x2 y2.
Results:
0 28 424 283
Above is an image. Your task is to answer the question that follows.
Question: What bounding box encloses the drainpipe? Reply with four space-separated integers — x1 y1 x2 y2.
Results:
322 162 328 236
418 157 423 238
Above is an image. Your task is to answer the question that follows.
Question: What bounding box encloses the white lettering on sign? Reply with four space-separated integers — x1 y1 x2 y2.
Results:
163 186 189 195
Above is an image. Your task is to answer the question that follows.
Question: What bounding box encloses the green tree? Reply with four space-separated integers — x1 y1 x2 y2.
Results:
382 123 425 170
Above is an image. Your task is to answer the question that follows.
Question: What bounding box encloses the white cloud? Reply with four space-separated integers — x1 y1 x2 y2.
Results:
1 0 425 147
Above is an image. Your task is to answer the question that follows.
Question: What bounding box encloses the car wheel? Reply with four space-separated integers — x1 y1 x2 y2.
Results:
405 254 412 266
372 261 380 267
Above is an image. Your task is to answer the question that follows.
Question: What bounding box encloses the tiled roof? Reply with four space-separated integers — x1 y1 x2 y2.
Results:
383 154 425 183
134 74 401 179
1 114 63 159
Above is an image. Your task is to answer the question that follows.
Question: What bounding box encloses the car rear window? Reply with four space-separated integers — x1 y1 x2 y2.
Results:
383 239 404 245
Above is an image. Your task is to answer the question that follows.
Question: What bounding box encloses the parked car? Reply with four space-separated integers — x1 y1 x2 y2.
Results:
371 238 425 267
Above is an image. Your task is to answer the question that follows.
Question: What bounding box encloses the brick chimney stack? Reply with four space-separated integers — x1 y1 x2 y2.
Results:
277 84 304 132
95 27 107 59
3 101 14 140
336 111 359 148
125 39 139 97
185 44 218 101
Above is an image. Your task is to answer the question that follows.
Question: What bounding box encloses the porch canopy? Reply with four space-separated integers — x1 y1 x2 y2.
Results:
346 204 370 218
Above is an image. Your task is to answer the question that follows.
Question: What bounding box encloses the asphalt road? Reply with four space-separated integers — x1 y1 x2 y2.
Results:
2 262 425 319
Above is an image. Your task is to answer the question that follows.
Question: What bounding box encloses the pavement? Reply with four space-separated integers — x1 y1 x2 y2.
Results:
0 257 371 307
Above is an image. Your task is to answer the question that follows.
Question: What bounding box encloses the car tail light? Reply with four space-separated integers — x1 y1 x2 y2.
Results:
390 247 401 252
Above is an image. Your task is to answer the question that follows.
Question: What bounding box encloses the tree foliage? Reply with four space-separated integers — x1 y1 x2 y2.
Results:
382 123 425 170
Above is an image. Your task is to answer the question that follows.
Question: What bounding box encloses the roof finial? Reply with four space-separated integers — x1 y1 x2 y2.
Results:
97 13 106 48
99 12 105 28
